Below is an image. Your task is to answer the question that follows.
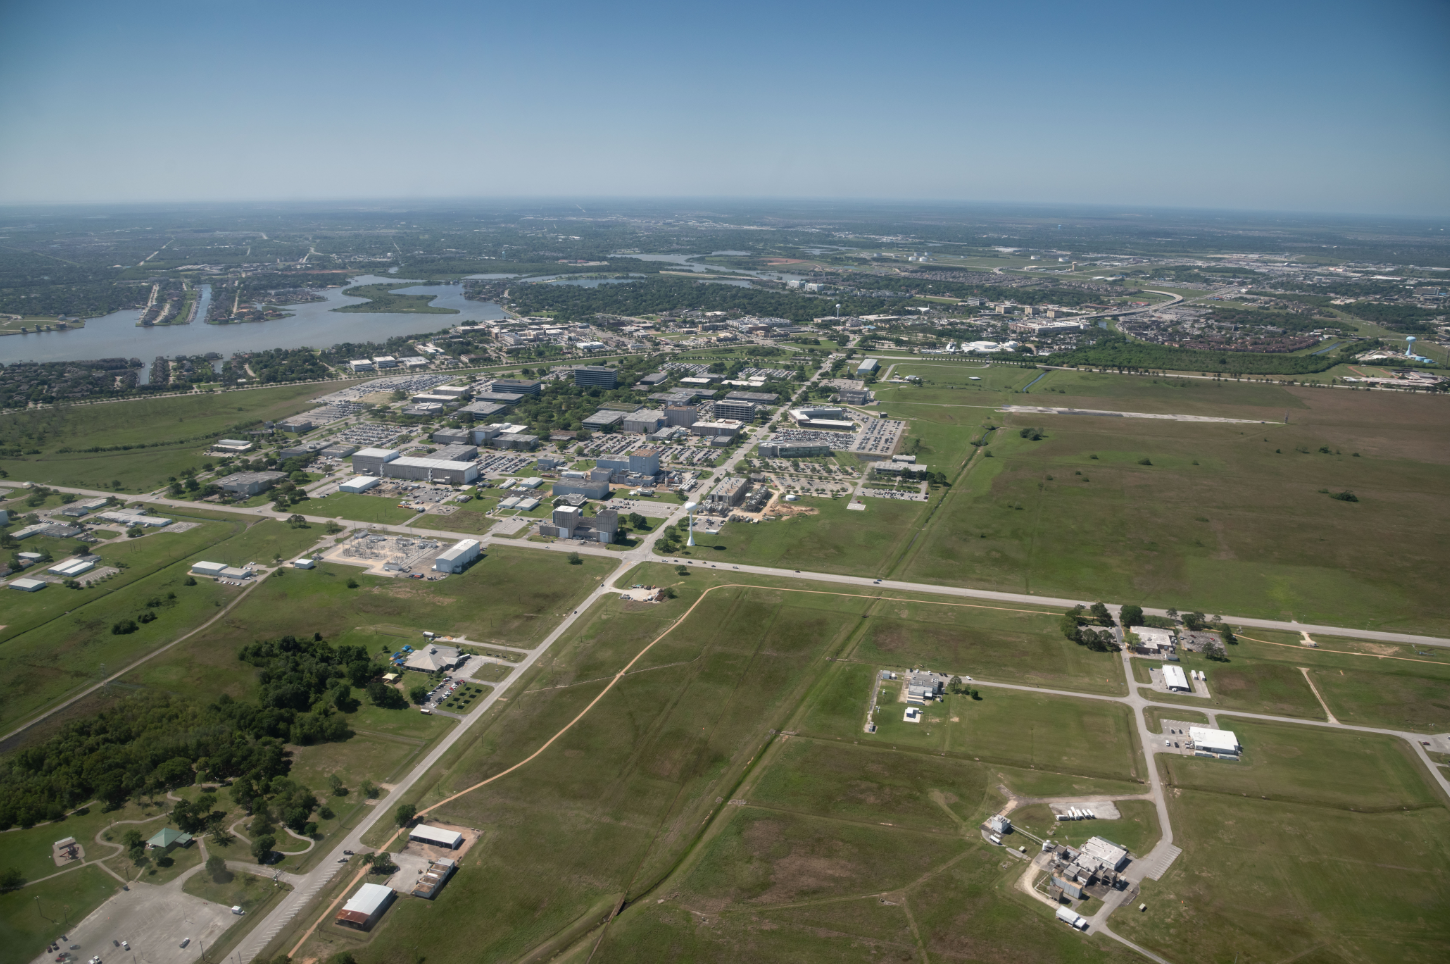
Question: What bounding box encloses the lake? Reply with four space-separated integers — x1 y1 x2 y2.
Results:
0 276 508 365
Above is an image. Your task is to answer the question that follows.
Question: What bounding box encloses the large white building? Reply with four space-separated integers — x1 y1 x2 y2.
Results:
433 539 481 573
1190 726 1241 757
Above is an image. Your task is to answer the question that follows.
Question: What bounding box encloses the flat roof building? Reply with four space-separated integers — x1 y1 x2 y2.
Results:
856 358 879 375
8 578 46 592
411 858 457 899
1190 726 1241 757
712 398 758 421
340 475 381 493
409 824 464 849
623 409 666 434
583 409 628 431
433 539 482 573
1162 664 1190 692
382 456 480 485
352 447 401 474
489 378 542 396
337 882 394 930
1080 836 1130 871
690 420 742 438
215 471 287 497
212 439 254 454
574 366 618 389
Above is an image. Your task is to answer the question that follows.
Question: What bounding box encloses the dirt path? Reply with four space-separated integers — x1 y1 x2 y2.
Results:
1298 667 1339 723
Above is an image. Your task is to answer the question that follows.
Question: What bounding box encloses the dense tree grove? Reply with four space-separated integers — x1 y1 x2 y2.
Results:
0 634 370 829
1051 334 1359 375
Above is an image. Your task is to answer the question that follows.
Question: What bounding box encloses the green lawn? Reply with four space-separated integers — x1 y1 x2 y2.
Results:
305 492 419 525
1160 717 1441 811
688 493 935 578
0 865 119 955
1113 791 1450 964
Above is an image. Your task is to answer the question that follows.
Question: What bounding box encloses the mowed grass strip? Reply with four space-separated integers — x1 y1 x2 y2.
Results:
1160 717 1441 811
346 585 863 964
1113 791 1450 964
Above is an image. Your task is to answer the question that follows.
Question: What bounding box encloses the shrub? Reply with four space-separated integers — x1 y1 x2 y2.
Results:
1330 490 1359 502
1137 457 1153 466
346 577 359 588
112 619 139 635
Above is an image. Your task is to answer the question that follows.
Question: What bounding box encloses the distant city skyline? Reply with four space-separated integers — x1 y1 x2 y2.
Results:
1 0 1446 216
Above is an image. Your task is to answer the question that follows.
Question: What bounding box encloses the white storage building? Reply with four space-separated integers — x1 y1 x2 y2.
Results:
48 558 95 577
1190 726 1241 757
340 476 381 493
1162 664 1190 692
8 578 46 592
191 561 228 577
433 539 481 573
409 824 464 849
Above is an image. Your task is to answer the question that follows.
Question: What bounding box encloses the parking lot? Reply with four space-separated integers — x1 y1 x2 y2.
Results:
32 872 238 964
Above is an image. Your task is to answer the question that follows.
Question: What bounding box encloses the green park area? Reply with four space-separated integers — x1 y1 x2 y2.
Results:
1117 720 1450 964
0 381 336 492
305 491 418 525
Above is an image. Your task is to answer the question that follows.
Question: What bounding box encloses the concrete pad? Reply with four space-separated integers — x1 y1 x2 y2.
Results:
30 879 235 964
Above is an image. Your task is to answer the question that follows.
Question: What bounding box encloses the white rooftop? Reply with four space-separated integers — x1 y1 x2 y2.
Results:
1190 726 1240 754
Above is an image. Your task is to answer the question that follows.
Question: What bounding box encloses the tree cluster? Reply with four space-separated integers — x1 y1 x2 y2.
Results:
1060 603 1119 652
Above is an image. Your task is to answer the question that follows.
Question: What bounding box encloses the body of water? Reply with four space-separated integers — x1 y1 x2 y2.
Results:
0 276 507 364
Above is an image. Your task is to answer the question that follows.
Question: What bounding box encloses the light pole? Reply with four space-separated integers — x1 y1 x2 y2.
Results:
683 502 697 548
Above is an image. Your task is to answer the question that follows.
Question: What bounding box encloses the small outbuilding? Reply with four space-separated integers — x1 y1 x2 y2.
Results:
1162 664 1190 692
1190 726 1241 757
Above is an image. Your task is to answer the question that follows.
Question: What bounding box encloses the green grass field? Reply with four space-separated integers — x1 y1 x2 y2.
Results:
0 517 321 734
1007 799 1161 856
1114 791 1450 964
123 546 615 707
305 492 418 525
0 382 337 492
0 865 119 953
689 494 935 578
895 383 1450 633
1160 717 1440 811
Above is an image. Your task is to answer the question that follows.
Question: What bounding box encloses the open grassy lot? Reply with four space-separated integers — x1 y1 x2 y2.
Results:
1160 717 1442 811
0 513 240 644
323 581 867 964
896 384 1450 633
0 518 321 734
0 864 120 953
123 546 615 703
849 597 1127 695
796 663 1141 783
690 493 935 578
1114 791 1450 964
411 505 496 536
1169 628 1450 731
1027 369 1311 417
1008 799 1161 856
871 360 1039 403
0 382 338 492
591 794 1140 964
304 492 418 525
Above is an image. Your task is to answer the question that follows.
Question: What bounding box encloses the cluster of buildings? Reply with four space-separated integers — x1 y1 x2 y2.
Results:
1044 836 1130 901
539 504 619 543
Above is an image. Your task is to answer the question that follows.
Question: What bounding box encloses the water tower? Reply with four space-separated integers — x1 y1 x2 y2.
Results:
683 501 698 547
1406 336 1418 360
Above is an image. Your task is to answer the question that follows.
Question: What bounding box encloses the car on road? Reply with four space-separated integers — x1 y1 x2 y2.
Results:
1164 740 1171 746
179 938 190 949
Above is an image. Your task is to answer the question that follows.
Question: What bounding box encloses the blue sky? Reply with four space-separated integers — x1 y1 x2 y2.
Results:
1 0 1446 214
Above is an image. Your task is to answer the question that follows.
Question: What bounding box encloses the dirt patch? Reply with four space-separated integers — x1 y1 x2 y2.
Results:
764 503 818 520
